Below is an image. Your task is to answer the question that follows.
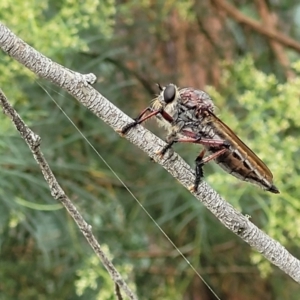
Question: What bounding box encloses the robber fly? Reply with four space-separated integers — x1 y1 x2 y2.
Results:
120 83 279 194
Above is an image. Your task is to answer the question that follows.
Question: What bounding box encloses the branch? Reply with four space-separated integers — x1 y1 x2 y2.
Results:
254 0 295 79
0 89 137 300
1 22 300 283
211 0 300 53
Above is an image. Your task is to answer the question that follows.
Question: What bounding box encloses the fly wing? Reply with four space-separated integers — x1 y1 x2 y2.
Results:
207 111 274 180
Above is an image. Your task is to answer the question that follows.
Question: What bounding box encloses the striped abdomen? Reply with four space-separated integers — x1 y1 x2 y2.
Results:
201 112 279 193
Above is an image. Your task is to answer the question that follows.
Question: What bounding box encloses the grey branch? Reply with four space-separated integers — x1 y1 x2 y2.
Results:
0 89 137 300
1 22 300 283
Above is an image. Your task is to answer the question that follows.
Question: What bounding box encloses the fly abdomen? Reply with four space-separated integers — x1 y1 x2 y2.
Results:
210 136 279 193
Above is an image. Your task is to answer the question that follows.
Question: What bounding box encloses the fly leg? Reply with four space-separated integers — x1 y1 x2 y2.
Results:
175 130 231 192
176 136 229 148
118 107 157 135
156 132 229 160
156 133 229 191
118 107 173 135
156 134 178 157
191 148 228 192
194 149 206 191
175 136 229 191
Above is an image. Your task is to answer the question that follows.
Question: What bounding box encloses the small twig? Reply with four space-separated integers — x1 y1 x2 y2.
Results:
0 89 138 300
254 0 295 79
211 0 300 53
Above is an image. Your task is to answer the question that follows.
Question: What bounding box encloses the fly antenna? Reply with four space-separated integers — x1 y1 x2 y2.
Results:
156 83 163 91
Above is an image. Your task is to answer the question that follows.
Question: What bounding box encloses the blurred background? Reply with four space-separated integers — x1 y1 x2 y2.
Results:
1 0 300 299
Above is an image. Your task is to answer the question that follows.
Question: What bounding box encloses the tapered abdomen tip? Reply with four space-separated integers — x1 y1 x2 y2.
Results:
269 185 280 194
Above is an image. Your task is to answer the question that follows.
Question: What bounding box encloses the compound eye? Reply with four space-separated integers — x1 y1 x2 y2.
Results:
163 85 176 104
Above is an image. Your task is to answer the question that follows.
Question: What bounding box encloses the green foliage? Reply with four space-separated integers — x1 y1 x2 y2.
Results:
0 0 116 98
